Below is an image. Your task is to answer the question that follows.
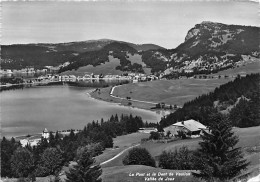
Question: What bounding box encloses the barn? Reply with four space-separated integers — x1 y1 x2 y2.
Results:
163 119 207 138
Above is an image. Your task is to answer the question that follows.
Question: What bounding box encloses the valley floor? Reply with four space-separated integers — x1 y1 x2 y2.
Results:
89 77 234 111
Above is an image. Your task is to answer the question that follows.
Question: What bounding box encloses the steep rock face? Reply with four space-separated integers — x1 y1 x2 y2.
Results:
178 21 259 55
167 21 260 74
137 22 259 75
185 27 200 41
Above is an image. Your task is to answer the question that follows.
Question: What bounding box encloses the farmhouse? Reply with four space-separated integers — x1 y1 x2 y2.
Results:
163 119 207 138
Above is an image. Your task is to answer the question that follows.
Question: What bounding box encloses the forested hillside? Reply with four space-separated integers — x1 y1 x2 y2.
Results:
160 73 260 128
58 42 146 73
1 40 163 72
1 114 156 178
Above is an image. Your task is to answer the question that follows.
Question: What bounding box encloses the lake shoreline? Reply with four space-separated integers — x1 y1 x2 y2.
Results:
1 84 162 138
88 86 172 118
88 86 153 110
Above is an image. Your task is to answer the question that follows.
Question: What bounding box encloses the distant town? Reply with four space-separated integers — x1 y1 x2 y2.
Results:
0 63 245 88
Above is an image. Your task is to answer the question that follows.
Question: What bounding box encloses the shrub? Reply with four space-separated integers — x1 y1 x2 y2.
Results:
123 147 155 167
149 131 161 140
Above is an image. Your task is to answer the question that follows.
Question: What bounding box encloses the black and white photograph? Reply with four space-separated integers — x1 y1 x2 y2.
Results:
1 0 259 182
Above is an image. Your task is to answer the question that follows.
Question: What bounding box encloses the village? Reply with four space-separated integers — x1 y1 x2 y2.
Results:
0 64 245 88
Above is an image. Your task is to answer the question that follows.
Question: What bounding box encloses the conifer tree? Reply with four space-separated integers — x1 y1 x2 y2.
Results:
11 147 35 178
49 132 56 147
114 114 119 122
65 150 102 182
1 137 20 177
193 113 249 182
36 147 63 177
55 131 61 143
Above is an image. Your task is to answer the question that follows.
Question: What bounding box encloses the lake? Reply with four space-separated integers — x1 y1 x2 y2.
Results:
1 85 161 138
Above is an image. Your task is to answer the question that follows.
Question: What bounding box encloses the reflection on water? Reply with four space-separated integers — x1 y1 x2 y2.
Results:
70 79 130 87
1 85 160 137
0 71 56 79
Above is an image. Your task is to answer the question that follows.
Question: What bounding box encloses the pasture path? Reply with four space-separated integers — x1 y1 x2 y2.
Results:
100 143 140 166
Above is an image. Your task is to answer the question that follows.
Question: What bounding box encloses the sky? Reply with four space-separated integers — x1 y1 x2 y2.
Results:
1 0 258 49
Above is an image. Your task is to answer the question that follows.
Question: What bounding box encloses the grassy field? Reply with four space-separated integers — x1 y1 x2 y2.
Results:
90 77 236 110
113 77 234 107
95 132 150 165
88 62 259 110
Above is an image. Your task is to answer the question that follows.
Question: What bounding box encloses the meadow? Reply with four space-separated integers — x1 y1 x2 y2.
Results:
95 132 150 165
90 77 237 111
112 77 234 107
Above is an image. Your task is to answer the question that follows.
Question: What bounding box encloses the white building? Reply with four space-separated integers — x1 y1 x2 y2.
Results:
163 119 207 138
20 138 41 147
42 128 50 139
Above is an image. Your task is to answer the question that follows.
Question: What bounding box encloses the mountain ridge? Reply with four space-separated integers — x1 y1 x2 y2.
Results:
1 21 259 75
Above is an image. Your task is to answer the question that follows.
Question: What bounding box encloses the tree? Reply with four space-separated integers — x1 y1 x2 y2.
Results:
149 131 160 140
49 132 56 147
91 131 113 148
11 147 35 178
65 150 102 182
192 113 249 182
123 147 155 167
1 137 20 177
158 146 194 170
76 143 104 161
69 130 76 140
36 147 64 177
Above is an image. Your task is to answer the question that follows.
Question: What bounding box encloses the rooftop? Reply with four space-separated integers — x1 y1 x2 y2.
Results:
172 119 206 132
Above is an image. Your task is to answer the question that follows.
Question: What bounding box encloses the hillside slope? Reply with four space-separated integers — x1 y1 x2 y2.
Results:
160 73 260 128
1 39 163 71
